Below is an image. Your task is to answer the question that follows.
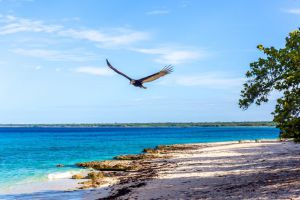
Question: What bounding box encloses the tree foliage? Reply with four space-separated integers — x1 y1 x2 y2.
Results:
239 29 300 142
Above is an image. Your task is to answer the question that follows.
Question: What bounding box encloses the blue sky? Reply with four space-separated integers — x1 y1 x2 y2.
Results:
0 0 299 123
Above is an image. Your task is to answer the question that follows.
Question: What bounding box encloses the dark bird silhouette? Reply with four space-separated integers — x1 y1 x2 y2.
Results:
106 59 173 89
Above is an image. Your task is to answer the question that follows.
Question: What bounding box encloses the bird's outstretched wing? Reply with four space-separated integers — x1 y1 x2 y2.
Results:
106 59 132 81
138 65 173 83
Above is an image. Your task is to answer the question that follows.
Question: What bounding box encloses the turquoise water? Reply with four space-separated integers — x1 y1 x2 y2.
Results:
0 127 279 189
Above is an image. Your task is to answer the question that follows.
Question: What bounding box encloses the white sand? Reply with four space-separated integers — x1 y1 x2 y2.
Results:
119 141 300 200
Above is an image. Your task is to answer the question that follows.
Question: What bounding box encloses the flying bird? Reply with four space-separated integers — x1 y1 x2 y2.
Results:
106 59 173 89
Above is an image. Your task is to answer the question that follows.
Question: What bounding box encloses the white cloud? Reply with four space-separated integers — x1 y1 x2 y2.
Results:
132 47 204 64
12 48 97 62
160 73 244 88
0 15 62 35
0 15 149 47
1 15 204 65
75 66 114 76
146 10 170 15
285 8 300 14
0 0 34 4
59 28 149 47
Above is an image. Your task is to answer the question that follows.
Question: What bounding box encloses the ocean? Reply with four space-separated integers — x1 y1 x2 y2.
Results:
0 126 279 192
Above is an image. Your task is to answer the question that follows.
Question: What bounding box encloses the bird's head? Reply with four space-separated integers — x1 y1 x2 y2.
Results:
130 80 135 85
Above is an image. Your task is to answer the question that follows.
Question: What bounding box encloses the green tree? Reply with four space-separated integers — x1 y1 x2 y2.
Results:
239 29 300 142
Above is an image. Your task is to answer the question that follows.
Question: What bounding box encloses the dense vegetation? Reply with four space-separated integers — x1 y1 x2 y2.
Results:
239 29 300 142
0 121 275 128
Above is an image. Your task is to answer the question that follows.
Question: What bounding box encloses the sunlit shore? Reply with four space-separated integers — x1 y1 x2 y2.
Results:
1 140 300 199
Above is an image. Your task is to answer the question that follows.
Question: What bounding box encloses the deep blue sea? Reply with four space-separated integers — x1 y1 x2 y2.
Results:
0 126 279 190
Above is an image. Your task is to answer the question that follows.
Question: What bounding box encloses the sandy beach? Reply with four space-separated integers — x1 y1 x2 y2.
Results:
98 140 300 200
116 142 300 199
1 140 300 200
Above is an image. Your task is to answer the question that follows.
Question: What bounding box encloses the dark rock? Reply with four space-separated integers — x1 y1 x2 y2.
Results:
76 160 140 171
114 154 168 160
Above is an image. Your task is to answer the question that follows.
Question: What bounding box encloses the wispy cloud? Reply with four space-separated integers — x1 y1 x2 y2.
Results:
0 15 62 35
1 15 204 65
132 47 205 64
0 15 149 47
146 10 170 15
0 0 34 4
160 73 244 88
284 8 300 14
75 66 114 76
59 28 149 47
12 48 97 62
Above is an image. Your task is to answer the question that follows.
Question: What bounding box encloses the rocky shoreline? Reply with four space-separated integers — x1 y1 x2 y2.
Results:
72 144 191 195
70 140 300 199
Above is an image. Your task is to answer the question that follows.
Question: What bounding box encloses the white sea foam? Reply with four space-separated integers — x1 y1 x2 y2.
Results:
47 171 79 180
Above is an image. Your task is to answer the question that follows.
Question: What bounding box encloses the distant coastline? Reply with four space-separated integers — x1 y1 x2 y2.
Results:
0 121 276 128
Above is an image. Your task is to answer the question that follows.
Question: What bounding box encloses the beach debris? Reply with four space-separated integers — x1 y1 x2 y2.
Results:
56 164 65 167
103 182 147 199
76 160 140 171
